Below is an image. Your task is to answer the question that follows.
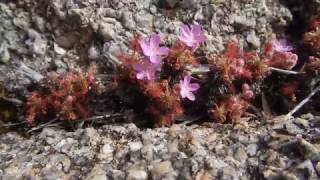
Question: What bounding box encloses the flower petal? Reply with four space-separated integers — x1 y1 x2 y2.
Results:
146 71 155 80
191 24 202 35
149 55 161 64
140 39 151 56
181 24 191 36
180 88 188 98
195 35 206 43
157 47 169 56
184 75 192 85
136 72 145 80
189 83 200 91
132 63 143 71
186 92 196 101
150 34 160 49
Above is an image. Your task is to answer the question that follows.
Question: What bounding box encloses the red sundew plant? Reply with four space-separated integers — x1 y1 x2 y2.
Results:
211 96 249 123
115 24 205 126
115 22 305 126
303 17 320 76
261 39 298 70
25 66 96 123
164 41 198 71
304 56 320 75
279 83 297 103
304 17 320 50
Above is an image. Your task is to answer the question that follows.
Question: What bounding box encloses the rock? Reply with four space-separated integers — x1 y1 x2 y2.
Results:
293 118 310 128
49 154 72 173
234 147 248 163
164 0 179 8
55 32 79 49
231 15 256 30
316 161 320 175
246 144 258 156
296 160 319 179
121 11 136 30
107 169 125 180
127 166 148 180
0 43 10 63
88 45 100 59
151 161 175 177
129 141 143 152
285 122 304 135
141 144 154 161
54 43 66 55
134 11 153 33
98 22 115 41
25 35 47 56
179 0 198 9
297 137 320 160
86 166 107 180
300 113 314 121
33 15 46 32
221 167 239 180
246 31 260 48
98 142 114 162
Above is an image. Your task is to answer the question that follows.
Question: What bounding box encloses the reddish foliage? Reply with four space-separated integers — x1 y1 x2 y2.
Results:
208 40 266 82
304 28 320 49
116 37 183 127
164 41 198 71
25 66 96 123
211 96 249 123
260 41 298 70
266 52 298 70
309 16 320 30
279 83 297 103
242 83 254 100
304 17 320 49
304 56 320 75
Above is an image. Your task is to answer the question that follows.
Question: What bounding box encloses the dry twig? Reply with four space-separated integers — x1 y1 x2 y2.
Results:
285 84 320 120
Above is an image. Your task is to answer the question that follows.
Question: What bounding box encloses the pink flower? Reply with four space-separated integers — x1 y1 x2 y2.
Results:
139 33 169 64
178 24 206 49
271 39 294 53
179 76 200 101
132 59 160 80
242 83 254 100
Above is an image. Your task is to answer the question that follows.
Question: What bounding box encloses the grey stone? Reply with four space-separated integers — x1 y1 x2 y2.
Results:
246 144 258 156
88 45 100 59
316 161 320 175
296 160 319 179
134 11 153 33
98 22 115 41
231 15 256 29
246 31 260 48
165 0 179 8
151 160 175 177
86 166 107 180
127 167 148 180
0 43 10 63
121 11 136 30
234 147 248 163
293 118 310 128
285 122 304 135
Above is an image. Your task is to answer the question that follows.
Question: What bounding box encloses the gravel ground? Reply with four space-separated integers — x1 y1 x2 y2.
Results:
1 0 320 179
1 114 320 179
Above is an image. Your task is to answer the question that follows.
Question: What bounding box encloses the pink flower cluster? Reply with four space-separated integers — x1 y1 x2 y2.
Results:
132 24 206 100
